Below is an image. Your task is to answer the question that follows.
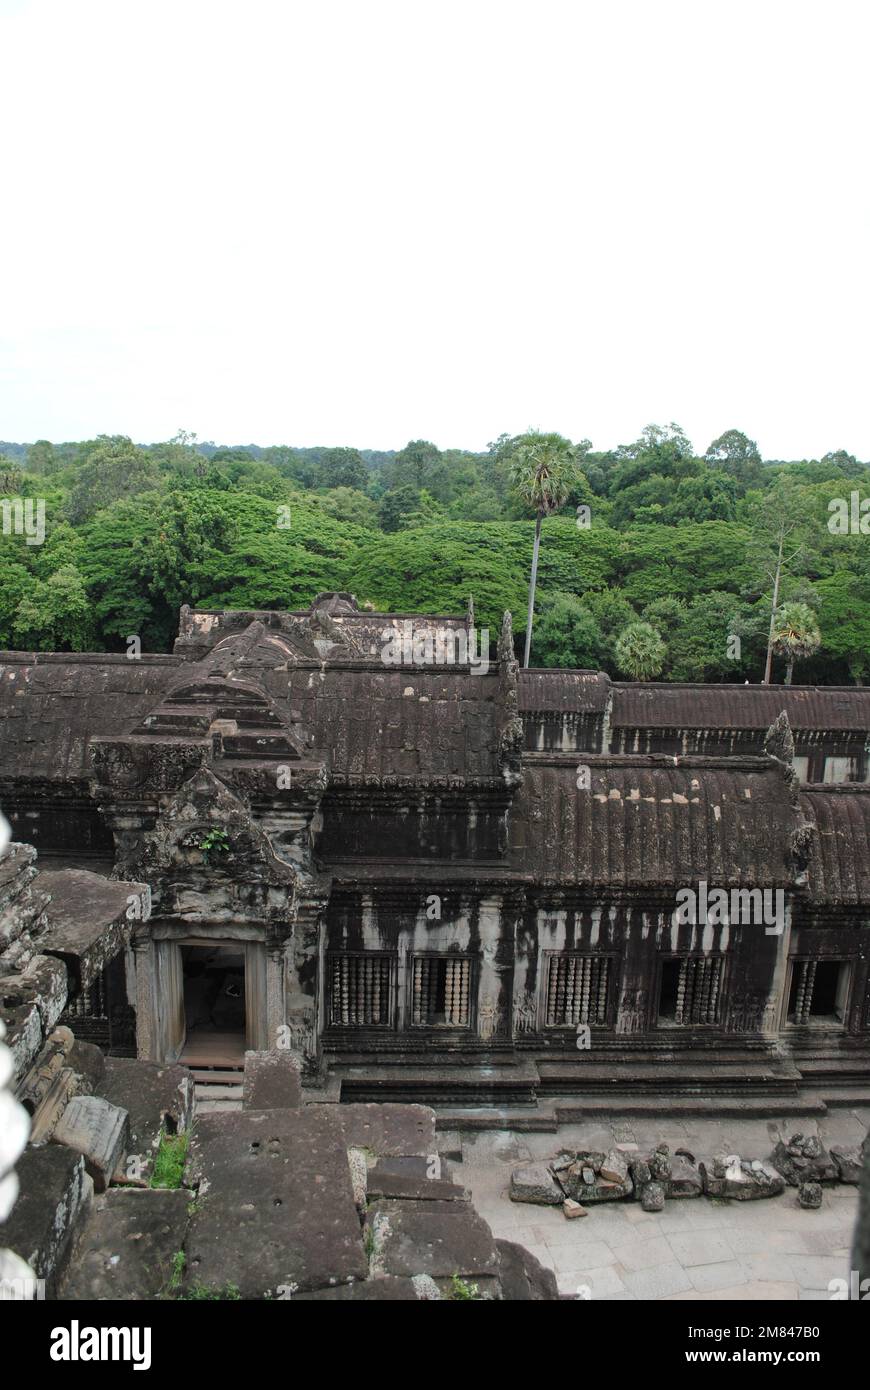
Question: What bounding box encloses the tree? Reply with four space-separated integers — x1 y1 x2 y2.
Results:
508 432 583 666
318 447 368 491
770 601 822 685
747 481 809 684
0 456 23 492
533 592 605 668
25 440 60 475
12 564 94 651
615 620 666 681
704 429 763 488
66 437 161 523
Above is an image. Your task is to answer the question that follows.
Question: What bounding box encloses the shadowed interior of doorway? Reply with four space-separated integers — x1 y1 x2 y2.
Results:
179 944 246 1067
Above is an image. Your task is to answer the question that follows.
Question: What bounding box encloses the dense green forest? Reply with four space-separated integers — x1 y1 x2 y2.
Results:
1 425 868 683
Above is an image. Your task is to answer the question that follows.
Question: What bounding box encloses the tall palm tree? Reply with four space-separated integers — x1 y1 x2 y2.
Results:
771 601 821 684
508 431 581 667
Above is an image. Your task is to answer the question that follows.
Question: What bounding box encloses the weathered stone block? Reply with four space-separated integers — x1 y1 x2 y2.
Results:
641 1182 665 1212
365 1154 467 1202
700 1156 784 1200
495 1239 559 1300
799 1182 823 1210
1 1145 92 1282
365 1197 500 1283
563 1199 587 1219
58 1188 191 1299
337 1103 437 1158
771 1134 838 1186
668 1153 703 1198
600 1149 629 1185
185 1107 367 1297
52 1095 129 1193
97 1057 193 1181
510 1163 563 1205
243 1050 302 1111
831 1145 863 1185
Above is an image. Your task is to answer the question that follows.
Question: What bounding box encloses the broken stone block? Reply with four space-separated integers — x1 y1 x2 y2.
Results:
510 1163 563 1205
771 1134 838 1186
365 1154 468 1202
600 1149 629 1185
700 1156 784 1200
365 1197 500 1288
648 1144 672 1181
831 1145 863 1185
1 1145 92 1284
550 1151 575 1172
68 1037 105 1092
558 1151 633 1204
799 1182 823 1210
641 1182 665 1212
58 1188 191 1299
630 1157 651 1186
243 1050 302 1111
495 1239 559 1300
668 1153 703 1199
52 1095 129 1193
563 1199 587 1219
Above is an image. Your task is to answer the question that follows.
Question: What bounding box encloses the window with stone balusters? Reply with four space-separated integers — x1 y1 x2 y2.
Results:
657 955 725 1026
544 953 612 1027
327 952 394 1027
787 958 850 1025
410 954 473 1027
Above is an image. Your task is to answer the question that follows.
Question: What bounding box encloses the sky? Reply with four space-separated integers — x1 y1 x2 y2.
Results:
1 0 868 459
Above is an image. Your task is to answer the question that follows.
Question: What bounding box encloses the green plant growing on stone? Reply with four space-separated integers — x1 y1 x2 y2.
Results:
150 1130 189 1189
162 1250 241 1300
198 828 230 864
447 1274 484 1300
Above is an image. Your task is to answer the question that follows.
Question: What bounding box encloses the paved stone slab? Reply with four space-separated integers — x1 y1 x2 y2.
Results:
53 1095 129 1193
243 1050 302 1111
186 1107 367 1297
59 1189 190 1299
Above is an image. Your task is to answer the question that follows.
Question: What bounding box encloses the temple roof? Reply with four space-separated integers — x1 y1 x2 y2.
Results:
509 759 798 889
799 787 870 905
609 682 870 732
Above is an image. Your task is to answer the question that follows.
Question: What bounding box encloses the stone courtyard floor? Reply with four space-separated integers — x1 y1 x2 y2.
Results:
450 1106 869 1301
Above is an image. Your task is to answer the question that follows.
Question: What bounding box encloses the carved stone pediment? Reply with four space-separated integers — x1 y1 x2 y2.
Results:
134 769 295 887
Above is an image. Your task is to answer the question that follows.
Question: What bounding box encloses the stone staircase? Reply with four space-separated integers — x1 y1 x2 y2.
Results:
191 1064 244 1114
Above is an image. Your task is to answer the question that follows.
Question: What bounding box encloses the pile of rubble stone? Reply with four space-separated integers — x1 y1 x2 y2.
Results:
511 1133 864 1218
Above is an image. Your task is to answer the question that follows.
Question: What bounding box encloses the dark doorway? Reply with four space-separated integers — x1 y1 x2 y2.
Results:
180 944 246 1065
658 959 681 1022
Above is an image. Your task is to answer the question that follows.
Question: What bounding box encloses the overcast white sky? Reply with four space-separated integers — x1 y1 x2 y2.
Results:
1 0 868 458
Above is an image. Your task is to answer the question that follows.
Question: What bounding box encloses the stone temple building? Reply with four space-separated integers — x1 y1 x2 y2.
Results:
1 592 868 1116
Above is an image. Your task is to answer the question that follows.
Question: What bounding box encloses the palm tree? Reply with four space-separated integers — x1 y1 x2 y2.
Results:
508 431 582 667
771 601 821 684
615 621 667 681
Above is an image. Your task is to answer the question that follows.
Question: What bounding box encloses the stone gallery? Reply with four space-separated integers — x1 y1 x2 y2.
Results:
1 592 869 1299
